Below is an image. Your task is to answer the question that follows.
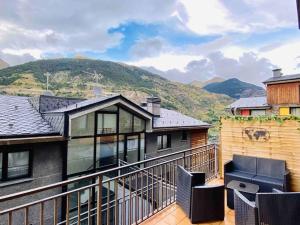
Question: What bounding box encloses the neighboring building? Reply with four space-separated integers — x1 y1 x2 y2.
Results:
229 69 300 116
0 94 209 198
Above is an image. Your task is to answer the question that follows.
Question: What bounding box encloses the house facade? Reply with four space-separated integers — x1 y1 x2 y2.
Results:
0 94 210 220
229 69 300 116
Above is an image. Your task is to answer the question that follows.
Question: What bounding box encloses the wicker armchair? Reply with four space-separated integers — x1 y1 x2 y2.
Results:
234 189 300 225
176 166 224 223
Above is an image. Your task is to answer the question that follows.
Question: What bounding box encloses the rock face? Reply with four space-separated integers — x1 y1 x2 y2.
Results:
203 78 266 99
0 59 9 69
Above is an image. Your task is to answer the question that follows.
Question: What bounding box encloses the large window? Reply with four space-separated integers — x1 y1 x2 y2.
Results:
68 105 146 177
96 136 118 168
67 138 94 175
157 134 171 150
97 113 117 134
71 112 95 137
119 109 133 133
119 109 145 133
134 116 145 132
0 150 31 181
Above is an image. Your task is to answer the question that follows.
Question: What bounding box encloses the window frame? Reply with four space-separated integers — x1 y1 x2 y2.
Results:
157 134 171 150
181 131 188 141
0 149 33 182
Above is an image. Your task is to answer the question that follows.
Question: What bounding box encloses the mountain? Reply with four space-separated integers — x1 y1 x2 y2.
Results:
190 77 225 88
0 59 9 69
0 58 233 127
203 78 265 99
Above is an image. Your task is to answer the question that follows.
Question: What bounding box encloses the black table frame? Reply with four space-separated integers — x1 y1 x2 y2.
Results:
226 180 259 209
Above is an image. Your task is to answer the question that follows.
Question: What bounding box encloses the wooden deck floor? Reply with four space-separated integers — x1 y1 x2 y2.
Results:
141 179 235 225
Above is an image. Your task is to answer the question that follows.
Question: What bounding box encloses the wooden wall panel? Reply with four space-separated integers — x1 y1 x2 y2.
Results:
267 82 300 104
220 119 300 191
191 129 208 148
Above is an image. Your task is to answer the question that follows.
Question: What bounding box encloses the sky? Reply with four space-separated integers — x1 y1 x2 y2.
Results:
0 0 300 85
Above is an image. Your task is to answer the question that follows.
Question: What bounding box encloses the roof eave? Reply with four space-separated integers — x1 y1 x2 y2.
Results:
151 125 211 132
0 135 65 146
263 78 300 85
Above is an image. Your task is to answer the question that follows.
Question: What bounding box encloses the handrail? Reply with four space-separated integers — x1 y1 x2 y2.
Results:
0 144 214 202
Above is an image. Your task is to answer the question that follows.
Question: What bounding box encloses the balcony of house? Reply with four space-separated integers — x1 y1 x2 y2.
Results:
0 144 219 225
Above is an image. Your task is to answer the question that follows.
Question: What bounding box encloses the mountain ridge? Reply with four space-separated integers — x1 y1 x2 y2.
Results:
203 78 266 99
0 59 9 69
0 58 233 128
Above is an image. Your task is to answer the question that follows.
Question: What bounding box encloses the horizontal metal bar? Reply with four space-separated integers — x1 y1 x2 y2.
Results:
0 144 214 202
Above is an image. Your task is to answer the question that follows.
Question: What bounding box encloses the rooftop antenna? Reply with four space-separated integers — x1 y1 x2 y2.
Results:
44 72 51 91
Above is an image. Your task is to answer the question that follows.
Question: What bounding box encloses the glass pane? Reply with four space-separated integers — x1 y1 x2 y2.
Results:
133 116 145 132
7 151 29 178
127 135 139 163
100 105 118 112
67 138 94 175
162 135 168 149
157 135 162 149
291 107 300 116
251 109 266 116
119 135 125 162
97 114 117 134
0 153 2 180
97 136 117 168
119 109 132 133
104 114 117 134
140 133 145 161
71 112 95 137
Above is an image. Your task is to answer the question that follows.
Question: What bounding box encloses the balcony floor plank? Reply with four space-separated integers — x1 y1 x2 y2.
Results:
141 179 235 225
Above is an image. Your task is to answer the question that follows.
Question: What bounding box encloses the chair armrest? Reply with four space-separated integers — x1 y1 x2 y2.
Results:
234 189 256 208
224 160 234 173
234 190 258 225
190 172 206 186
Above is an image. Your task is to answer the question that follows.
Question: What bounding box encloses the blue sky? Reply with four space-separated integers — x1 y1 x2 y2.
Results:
0 0 300 85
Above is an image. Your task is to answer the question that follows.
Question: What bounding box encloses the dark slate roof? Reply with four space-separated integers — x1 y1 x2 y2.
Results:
263 74 300 84
47 94 153 118
0 95 58 137
48 95 115 113
152 108 210 128
228 96 269 109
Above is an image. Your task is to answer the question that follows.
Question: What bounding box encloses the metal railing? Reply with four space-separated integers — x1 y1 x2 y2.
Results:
0 144 219 225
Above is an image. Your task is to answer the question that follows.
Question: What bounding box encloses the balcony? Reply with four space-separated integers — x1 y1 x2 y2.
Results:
0 144 219 225
141 178 234 225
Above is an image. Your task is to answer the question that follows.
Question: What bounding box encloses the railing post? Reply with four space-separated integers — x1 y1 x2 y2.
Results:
97 175 103 225
214 144 218 177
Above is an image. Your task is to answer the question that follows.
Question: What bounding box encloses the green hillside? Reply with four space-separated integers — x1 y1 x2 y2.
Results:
203 78 265 99
0 58 233 138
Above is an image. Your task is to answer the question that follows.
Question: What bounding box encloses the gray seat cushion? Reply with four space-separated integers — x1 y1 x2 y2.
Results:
252 175 284 192
252 175 283 186
226 171 255 184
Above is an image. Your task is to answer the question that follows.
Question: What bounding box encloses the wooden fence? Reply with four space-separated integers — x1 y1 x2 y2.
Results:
220 118 300 191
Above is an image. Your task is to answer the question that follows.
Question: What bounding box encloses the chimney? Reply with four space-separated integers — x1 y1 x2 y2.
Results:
272 68 282 78
146 97 161 116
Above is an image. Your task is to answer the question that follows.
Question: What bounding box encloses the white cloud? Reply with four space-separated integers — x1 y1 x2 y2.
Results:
260 40 300 74
178 0 247 35
128 53 200 71
0 0 180 64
